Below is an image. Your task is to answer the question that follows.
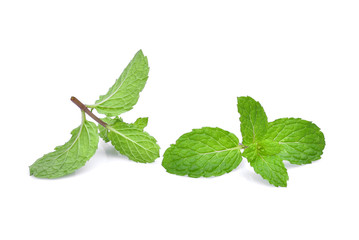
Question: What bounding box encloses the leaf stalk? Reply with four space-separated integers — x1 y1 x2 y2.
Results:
71 96 107 128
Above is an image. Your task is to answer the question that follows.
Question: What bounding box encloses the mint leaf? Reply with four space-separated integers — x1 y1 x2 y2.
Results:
243 142 288 187
237 96 268 145
133 117 148 130
162 127 242 177
88 50 149 116
107 121 160 163
29 114 99 178
265 118 325 164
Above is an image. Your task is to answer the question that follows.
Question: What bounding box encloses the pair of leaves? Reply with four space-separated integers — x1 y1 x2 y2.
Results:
162 96 325 187
30 50 160 178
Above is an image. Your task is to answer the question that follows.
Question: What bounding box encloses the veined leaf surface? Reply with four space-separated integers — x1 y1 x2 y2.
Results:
30 114 99 178
89 50 150 116
237 96 268 145
107 121 160 163
162 127 242 177
265 118 325 164
243 142 288 187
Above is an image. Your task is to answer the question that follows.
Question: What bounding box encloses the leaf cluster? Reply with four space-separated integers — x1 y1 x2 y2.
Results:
162 96 325 187
30 50 160 178
30 51 325 187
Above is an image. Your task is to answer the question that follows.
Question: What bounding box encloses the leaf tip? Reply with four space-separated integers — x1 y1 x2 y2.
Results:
137 49 144 56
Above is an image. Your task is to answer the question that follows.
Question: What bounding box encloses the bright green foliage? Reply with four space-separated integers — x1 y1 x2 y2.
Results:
132 117 148 130
89 50 150 117
30 50 158 179
265 118 325 164
236 97 291 186
29 115 99 178
107 121 160 163
237 96 268 145
163 96 325 187
243 141 288 187
162 127 242 177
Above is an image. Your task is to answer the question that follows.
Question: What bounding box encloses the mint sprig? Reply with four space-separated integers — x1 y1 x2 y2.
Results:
162 96 325 187
30 50 160 178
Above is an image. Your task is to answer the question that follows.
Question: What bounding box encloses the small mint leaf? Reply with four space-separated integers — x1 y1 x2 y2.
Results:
243 142 288 187
133 117 148 130
237 96 268 145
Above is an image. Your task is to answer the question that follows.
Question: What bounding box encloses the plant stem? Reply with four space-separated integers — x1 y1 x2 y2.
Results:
71 96 107 128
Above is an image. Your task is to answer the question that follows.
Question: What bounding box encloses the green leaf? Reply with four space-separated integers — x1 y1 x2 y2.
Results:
243 142 288 187
133 117 148 130
29 114 99 178
89 50 150 116
107 121 160 163
237 96 268 145
265 118 325 164
162 127 242 178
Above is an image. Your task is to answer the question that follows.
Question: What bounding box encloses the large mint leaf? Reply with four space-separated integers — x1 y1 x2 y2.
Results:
107 121 160 163
89 50 150 116
29 116 99 178
237 96 268 145
243 141 288 187
265 118 325 165
162 127 242 177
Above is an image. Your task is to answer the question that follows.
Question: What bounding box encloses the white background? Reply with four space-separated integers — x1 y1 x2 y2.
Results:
0 1 358 239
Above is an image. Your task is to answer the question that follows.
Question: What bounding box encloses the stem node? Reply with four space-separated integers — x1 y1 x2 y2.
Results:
71 96 107 128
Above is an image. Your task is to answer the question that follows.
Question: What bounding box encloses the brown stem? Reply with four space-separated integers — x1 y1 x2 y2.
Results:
70 96 107 128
